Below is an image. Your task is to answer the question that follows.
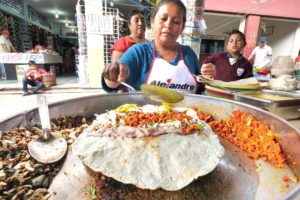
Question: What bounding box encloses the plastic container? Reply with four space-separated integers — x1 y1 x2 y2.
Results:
295 56 300 81
270 56 294 77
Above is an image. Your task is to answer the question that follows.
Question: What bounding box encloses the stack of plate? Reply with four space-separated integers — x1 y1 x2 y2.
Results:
205 85 235 100
205 82 263 100
196 76 264 99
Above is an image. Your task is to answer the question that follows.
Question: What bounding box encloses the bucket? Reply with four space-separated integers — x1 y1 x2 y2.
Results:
42 74 57 89
271 56 294 77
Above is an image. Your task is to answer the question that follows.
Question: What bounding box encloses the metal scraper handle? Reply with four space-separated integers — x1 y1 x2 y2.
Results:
36 94 51 140
120 82 136 91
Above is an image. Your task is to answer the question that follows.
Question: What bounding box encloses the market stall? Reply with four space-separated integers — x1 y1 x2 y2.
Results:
0 53 62 80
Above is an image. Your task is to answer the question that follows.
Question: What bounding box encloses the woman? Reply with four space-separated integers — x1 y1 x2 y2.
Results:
201 29 253 81
111 9 147 63
103 0 200 94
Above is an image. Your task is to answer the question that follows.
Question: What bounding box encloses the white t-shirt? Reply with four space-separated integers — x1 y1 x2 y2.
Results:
251 45 272 67
0 35 13 53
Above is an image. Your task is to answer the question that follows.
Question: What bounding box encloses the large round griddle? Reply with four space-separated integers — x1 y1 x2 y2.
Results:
1 93 299 200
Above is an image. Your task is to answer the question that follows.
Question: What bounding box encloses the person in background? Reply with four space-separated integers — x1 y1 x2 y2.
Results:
103 0 200 94
248 36 272 75
201 29 253 81
63 44 76 73
110 9 147 63
22 61 49 96
0 29 17 79
31 44 48 54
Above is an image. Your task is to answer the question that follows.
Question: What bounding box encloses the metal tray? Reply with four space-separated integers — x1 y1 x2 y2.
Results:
234 89 300 108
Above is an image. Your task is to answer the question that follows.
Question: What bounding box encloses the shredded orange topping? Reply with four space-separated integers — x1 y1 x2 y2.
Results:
209 110 285 168
116 106 286 167
117 111 203 134
192 106 215 123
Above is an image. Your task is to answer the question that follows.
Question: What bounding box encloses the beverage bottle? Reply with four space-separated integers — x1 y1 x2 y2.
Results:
295 56 300 81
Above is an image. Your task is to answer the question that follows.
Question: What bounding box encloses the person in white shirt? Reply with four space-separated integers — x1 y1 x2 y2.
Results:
0 29 17 79
248 37 272 75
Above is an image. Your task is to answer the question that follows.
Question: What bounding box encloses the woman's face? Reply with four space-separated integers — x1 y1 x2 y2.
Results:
128 13 146 38
153 3 184 47
226 33 245 55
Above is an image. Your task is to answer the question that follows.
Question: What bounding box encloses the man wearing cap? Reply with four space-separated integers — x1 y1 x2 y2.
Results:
248 37 272 75
0 29 17 79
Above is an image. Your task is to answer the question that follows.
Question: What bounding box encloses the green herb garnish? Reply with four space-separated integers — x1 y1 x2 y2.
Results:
89 185 96 200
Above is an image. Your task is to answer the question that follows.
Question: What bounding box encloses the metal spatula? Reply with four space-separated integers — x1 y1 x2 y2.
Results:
141 84 184 104
28 95 68 163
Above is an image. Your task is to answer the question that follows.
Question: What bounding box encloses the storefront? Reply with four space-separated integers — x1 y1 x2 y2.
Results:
0 0 77 80
203 0 300 60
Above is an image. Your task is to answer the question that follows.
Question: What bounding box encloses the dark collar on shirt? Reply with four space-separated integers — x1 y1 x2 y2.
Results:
227 52 243 60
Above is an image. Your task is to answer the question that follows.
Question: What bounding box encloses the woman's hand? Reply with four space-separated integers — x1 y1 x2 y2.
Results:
201 63 216 79
103 62 129 88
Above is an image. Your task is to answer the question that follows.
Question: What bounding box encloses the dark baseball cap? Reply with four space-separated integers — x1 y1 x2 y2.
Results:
259 37 267 43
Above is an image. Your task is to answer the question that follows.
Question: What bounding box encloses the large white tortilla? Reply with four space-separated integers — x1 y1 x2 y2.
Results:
72 123 224 191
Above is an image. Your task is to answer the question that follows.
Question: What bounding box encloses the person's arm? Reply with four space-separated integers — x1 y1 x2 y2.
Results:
1 44 9 52
6 40 16 52
37 68 49 74
248 54 254 61
267 55 272 62
11 46 17 52
110 37 128 63
267 46 272 61
103 43 148 92
103 62 129 89
248 49 256 62
111 50 124 63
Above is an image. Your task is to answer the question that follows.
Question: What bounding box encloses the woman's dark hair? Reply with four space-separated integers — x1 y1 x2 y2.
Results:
128 9 145 24
151 0 186 26
227 29 247 46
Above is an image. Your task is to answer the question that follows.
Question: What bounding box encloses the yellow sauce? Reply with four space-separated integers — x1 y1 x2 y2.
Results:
245 93 293 101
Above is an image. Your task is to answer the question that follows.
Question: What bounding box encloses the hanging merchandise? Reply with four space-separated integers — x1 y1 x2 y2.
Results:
19 20 33 52
182 0 206 40
180 0 206 58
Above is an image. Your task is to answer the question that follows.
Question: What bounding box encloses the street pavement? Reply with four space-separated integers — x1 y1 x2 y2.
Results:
0 76 105 122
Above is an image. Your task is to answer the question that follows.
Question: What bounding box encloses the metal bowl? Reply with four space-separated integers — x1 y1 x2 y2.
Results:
1 93 299 200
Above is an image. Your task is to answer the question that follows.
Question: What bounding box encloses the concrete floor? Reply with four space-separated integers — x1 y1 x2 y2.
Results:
0 75 104 121
0 74 91 91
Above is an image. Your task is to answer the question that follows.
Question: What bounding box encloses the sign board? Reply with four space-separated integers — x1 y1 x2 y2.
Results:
86 14 114 35
0 53 63 64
